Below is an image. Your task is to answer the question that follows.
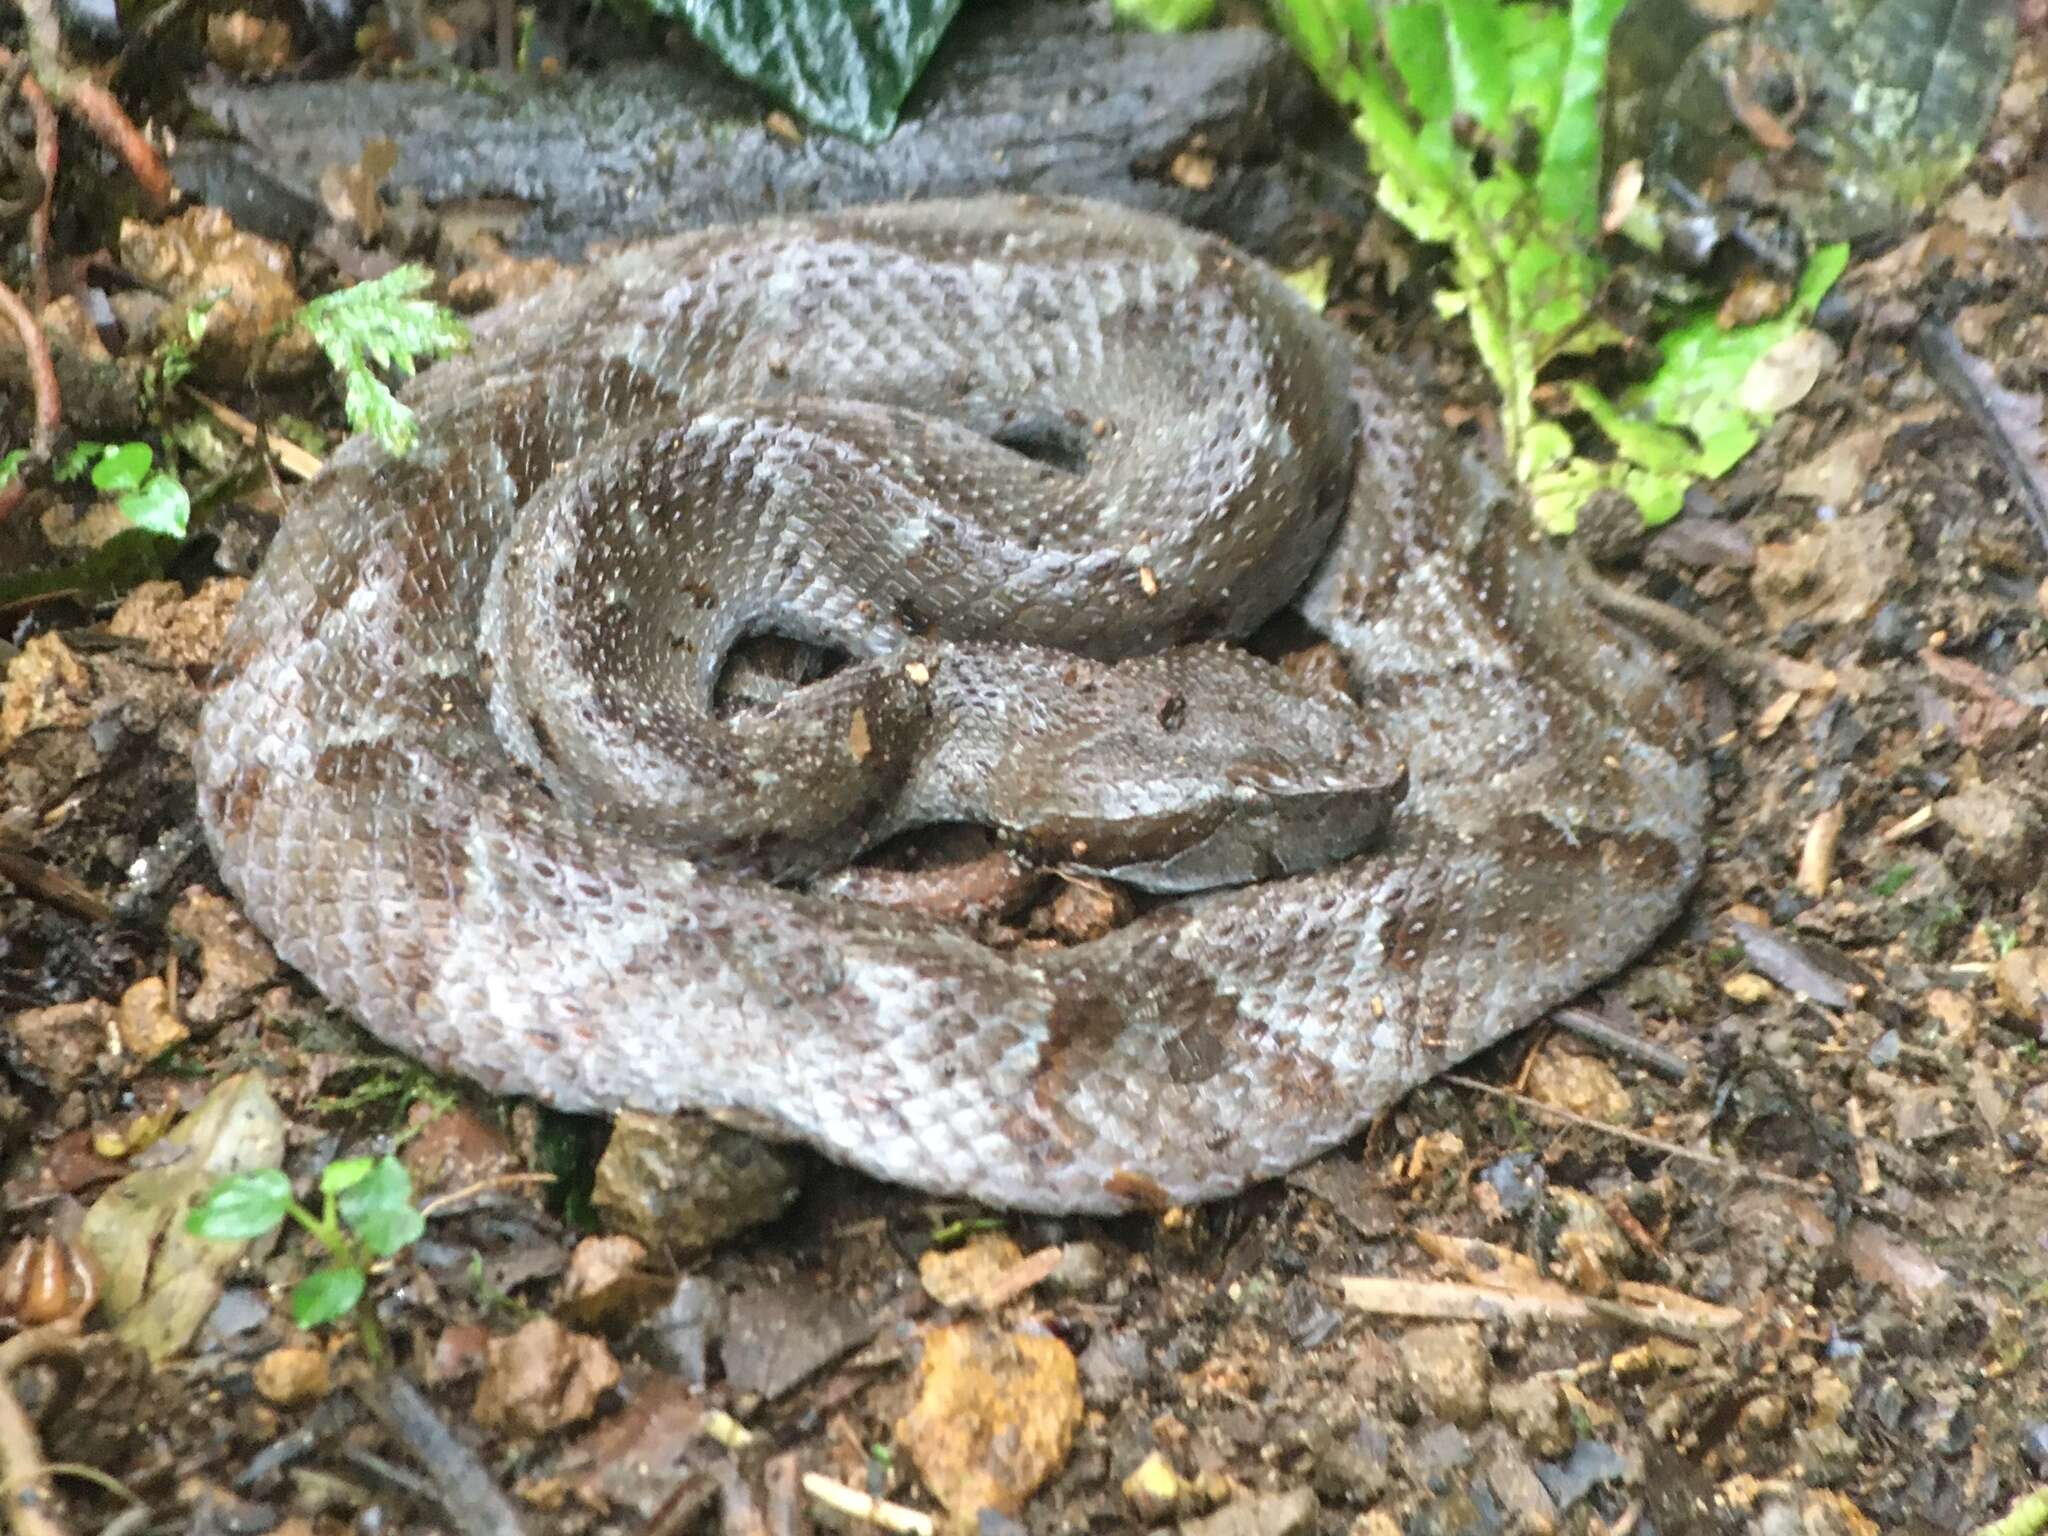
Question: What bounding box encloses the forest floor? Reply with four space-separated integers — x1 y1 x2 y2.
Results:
2 11 2047 1536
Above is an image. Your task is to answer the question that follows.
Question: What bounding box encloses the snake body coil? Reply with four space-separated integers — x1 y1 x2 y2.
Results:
195 198 1705 1213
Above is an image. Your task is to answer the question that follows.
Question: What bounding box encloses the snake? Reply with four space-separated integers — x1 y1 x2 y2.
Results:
192 196 1706 1214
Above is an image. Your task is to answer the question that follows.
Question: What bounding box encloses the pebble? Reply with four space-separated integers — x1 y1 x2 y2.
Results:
897 1322 1083 1524
1490 1376 1574 1459
1178 1486 1318 1536
1934 781 2045 893
1398 1324 1490 1427
251 1345 329 1406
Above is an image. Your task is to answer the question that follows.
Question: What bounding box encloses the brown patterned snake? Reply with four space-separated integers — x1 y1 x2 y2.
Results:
194 197 1706 1213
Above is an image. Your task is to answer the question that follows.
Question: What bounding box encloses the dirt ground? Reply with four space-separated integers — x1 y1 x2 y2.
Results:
3 14 2048 1536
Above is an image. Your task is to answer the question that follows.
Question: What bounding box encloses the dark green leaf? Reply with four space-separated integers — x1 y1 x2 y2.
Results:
648 0 966 144
292 1264 366 1326
1112 0 1214 30
337 1155 426 1258
1439 0 1510 139
1535 0 1628 232
90 441 151 494
186 1169 293 1241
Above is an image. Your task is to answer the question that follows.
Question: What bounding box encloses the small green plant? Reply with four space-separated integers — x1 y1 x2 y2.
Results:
1873 862 1919 899
50 440 192 537
295 264 470 458
187 1154 427 1358
1269 0 1847 533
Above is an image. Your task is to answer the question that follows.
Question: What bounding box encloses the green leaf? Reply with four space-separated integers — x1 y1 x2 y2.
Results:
1535 0 1626 233
296 265 469 459
320 1156 377 1196
1439 0 1509 139
1382 4 1453 123
90 441 152 494
0 449 24 487
337 1155 426 1258
1113 0 1214 29
119 473 190 538
186 1169 293 1241
52 442 99 482
646 0 966 144
292 1264 367 1327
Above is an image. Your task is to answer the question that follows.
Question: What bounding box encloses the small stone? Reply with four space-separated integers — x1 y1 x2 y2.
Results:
109 580 248 672
591 1110 800 1251
920 1233 1027 1309
1492 1375 1573 1459
1994 949 2048 1033
117 207 319 383
4 1001 114 1090
2020 1421 2048 1478
1738 1394 1789 1438
1 633 92 748
167 883 277 1026
1049 880 1134 942
1721 972 1775 1005
1522 1045 1631 1124
558 1234 670 1329
472 1317 620 1437
115 977 188 1061
252 1345 330 1406
1845 1222 1949 1304
1121 1450 1185 1521
1398 1324 1490 1426
898 1322 1083 1524
1046 1241 1108 1296
400 1104 518 1197
1078 1328 1151 1405
1548 1188 1628 1296
1178 1487 1318 1536
1934 781 2045 893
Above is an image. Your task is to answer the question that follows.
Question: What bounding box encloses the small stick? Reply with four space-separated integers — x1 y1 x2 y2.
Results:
0 851 113 926
0 275 60 522
1916 320 2048 556
1798 804 1843 898
800 1473 935 1536
1338 1275 1740 1339
1551 1004 1692 1082
0 1322 80 1536
1445 1074 1834 1196
188 390 325 482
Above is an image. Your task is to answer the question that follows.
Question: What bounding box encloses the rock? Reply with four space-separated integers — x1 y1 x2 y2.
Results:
1178 1486 1318 1536
1750 511 1908 631
548 1377 705 1521
116 977 187 1061
252 1345 330 1406
5 1001 114 1090
1123 1450 1187 1522
558 1234 670 1330
1547 1188 1628 1296
109 580 248 671
633 1275 721 1387
722 1280 871 1400
168 885 279 1027
1398 1324 1490 1427
1844 1222 1950 1304
1738 1394 1790 1439
591 1110 800 1252
118 207 319 384
1477 1426 1558 1531
1933 781 2045 893
1521 1044 1631 1123
1309 1416 1391 1504
399 1105 518 1197
1049 879 1135 941
1994 948 2048 1035
1078 1327 1152 1405
471 1317 620 1437
920 1233 1026 1309
1046 1241 1108 1296
1491 1376 1574 1459
1534 1439 1627 1515
1474 1154 1545 1219
2020 1421 2048 1478
1 633 93 748
898 1323 1083 1525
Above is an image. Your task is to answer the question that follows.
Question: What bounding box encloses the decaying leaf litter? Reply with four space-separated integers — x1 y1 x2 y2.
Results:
2 0 2048 1532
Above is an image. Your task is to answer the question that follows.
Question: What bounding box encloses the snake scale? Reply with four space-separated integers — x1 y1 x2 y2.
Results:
194 197 1706 1213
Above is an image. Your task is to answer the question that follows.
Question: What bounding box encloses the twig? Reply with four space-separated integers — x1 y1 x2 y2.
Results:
0 276 60 522
1338 1274 1741 1340
702 1409 756 1451
1551 1005 1692 1083
1444 1073 1834 1196
0 56 57 302
800 1473 935 1536
0 851 115 926
356 1373 529 1536
0 1322 80 1536
2 0 171 217
1916 320 2048 557
187 390 325 482
413 1170 555 1220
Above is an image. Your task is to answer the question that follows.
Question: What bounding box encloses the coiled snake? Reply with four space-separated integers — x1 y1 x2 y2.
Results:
194 197 1705 1213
